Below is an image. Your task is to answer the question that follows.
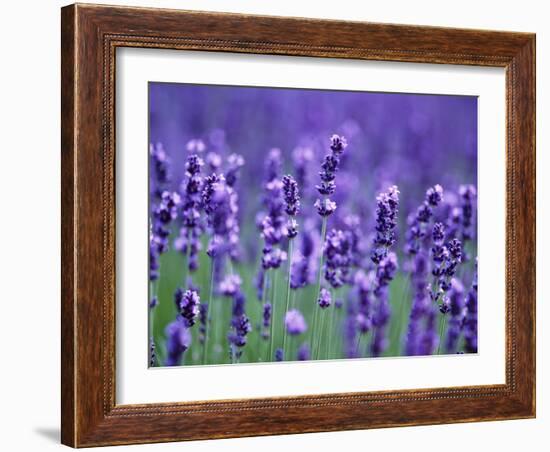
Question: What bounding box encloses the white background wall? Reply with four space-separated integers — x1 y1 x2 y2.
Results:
0 1 546 450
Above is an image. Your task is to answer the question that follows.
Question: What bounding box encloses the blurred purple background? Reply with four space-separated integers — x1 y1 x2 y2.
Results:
149 82 477 261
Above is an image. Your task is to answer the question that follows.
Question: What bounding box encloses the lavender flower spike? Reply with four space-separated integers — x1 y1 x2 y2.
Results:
426 184 444 206
463 260 478 353
311 135 348 361
261 302 272 340
281 174 301 358
314 198 337 217
370 252 398 357
219 274 243 297
371 185 400 264
164 319 192 366
297 343 311 361
318 288 332 308
445 278 465 353
282 175 300 216
228 314 252 348
285 309 308 335
330 134 348 154
174 288 201 327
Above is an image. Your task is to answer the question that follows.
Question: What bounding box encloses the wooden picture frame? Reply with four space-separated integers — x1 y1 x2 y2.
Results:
61 3 536 447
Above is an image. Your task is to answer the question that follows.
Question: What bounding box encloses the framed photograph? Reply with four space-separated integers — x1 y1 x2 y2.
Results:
61 3 536 447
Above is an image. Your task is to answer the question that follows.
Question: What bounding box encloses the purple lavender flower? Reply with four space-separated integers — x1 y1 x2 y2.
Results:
324 229 352 288
201 173 223 216
228 314 252 348
149 235 160 282
205 151 222 172
226 284 251 361
284 309 308 335
292 146 314 190
203 175 238 236
149 142 171 200
174 288 201 327
318 288 332 308
225 153 245 187
463 261 478 353
201 174 240 268
343 214 366 269
404 252 430 356
186 154 204 176
322 153 362 358
231 290 246 318
164 319 192 366
175 154 204 273
154 191 180 226
330 134 348 154
353 270 375 335
418 308 438 355
314 198 337 217
459 184 477 241
264 148 282 184
430 222 463 304
426 184 444 206
261 302 272 339
219 274 242 297
314 134 347 217
370 252 398 357
263 180 286 239
282 175 300 217
445 278 465 353
371 186 399 264
261 247 287 270
290 221 317 289
316 155 339 195
405 185 444 255
431 222 448 276
199 303 208 344
258 163 287 276
297 343 310 361
376 252 398 290
149 191 180 284
355 312 372 335
186 138 206 154
286 219 299 239
149 337 157 367
275 348 284 361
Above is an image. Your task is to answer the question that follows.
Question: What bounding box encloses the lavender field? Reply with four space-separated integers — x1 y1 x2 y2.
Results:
148 82 478 367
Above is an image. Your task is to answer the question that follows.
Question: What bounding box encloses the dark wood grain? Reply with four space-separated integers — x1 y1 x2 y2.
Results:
61 3 536 447
60 5 76 447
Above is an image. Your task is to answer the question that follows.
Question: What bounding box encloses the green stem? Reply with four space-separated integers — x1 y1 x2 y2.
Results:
318 309 328 360
437 315 447 355
269 269 278 361
312 217 328 360
262 270 273 362
212 258 223 361
149 281 157 366
355 333 363 358
182 246 190 287
327 306 335 359
202 260 216 365
396 271 412 354
148 281 155 333
281 239 294 360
